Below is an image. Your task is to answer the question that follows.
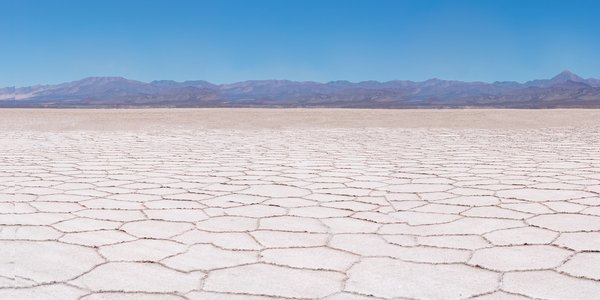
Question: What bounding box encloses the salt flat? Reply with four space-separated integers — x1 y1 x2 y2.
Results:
2 109 600 299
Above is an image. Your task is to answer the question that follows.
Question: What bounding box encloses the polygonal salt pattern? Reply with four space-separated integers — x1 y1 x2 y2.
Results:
2 127 600 299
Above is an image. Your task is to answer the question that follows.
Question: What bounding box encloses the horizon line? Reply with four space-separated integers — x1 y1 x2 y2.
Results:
3 70 596 88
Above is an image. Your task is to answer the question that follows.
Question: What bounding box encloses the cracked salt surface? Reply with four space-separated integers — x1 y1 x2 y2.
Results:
2 123 600 299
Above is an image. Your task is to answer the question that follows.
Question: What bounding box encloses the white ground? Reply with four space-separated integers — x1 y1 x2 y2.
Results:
2 109 600 299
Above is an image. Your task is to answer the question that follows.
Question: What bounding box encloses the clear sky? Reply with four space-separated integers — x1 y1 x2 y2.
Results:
2 0 600 86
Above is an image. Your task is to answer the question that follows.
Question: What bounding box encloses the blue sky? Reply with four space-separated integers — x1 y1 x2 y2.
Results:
2 0 600 86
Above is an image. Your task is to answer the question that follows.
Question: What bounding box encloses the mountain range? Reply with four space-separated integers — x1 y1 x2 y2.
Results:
2 71 600 108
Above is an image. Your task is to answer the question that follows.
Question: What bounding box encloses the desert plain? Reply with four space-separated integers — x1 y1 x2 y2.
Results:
2 108 600 299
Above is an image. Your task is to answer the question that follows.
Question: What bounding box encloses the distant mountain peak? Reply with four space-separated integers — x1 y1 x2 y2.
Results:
551 70 584 82
558 70 575 75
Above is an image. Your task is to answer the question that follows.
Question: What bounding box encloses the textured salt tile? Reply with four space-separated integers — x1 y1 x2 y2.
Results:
224 204 287 218
82 293 186 300
545 201 587 213
30 202 84 212
261 247 358 271
381 234 418 246
500 203 555 214
53 182 96 190
0 284 87 299
558 253 600 280
108 193 162 202
7 226 62 241
527 213 600 231
196 216 257 232
262 197 316 207
138 188 187 195
352 211 399 223
0 241 103 284
381 183 453 193
186 291 272 300
581 206 600 216
203 263 343 298
0 193 37 203
346 181 386 188
417 234 490 250
554 232 600 251
81 199 145 209
289 206 353 218
321 217 380 233
259 216 328 233
389 211 461 225
469 245 572 271
314 187 372 196
436 195 500 206
470 291 531 300
99 239 187 261
1 212 72 226
483 226 558 246
174 231 262 250
53 218 121 232
74 209 146 222
346 257 498 299
322 200 378 211
449 187 495 196
241 184 310 197
251 230 328 248
17 187 61 195
325 292 379 300
72 262 204 293
503 270 600 299
330 234 469 263
144 209 209 222
379 217 523 236
163 244 257 271
60 230 136 247
122 220 194 238
412 203 469 214
462 206 532 219
497 189 595 202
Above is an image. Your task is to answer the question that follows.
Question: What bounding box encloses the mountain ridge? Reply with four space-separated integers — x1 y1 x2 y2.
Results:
2 71 600 108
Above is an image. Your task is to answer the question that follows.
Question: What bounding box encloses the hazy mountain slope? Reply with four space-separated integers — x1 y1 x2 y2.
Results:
2 71 600 108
